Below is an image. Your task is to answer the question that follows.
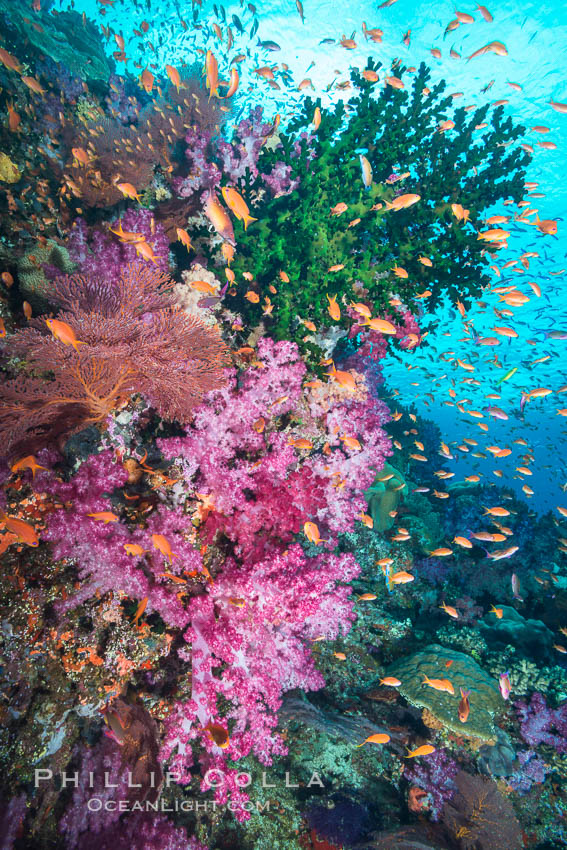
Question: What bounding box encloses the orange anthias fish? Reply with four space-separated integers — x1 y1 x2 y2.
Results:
205 50 219 98
204 193 235 244
0 511 39 546
423 675 455 694
327 294 341 321
385 193 420 211
356 732 390 747
124 543 146 556
87 511 119 523
221 186 257 230
116 182 141 202
205 722 230 749
7 102 21 132
10 455 46 479
165 64 182 91
467 41 508 61
176 227 193 251
440 601 459 619
326 364 356 390
304 521 322 545
152 533 179 562
45 319 86 352
458 688 470 723
223 67 240 99
132 596 148 625
140 68 154 93
405 744 436 758
0 47 22 73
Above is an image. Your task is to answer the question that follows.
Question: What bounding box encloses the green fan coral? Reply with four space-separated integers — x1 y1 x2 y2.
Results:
227 60 529 354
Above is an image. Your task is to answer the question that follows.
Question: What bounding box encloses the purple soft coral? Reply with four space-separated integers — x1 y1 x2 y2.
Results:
404 749 459 821
515 692 567 753
66 209 170 281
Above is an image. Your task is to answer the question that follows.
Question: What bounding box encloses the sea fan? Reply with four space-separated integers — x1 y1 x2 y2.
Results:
441 771 522 850
0 262 228 457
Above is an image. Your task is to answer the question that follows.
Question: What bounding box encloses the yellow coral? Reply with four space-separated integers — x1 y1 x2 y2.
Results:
0 152 21 183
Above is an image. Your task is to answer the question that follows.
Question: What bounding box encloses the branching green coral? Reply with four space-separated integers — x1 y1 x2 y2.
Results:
227 59 529 354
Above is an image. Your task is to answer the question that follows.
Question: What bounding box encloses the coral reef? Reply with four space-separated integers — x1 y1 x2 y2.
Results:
387 645 504 741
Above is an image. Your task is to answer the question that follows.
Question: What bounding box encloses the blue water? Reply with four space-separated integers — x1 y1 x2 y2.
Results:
67 0 567 515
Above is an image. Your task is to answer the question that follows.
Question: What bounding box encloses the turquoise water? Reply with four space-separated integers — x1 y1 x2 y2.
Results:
69 0 567 513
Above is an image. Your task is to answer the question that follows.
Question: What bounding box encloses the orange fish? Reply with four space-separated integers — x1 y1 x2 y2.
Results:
221 186 257 230
124 543 146 556
304 521 322 545
204 193 235 243
379 677 401 687
140 68 154 93
0 47 22 73
458 688 470 723
20 76 46 96
0 511 39 546
152 533 179 562
386 193 420 211
116 182 141 202
483 506 510 517
132 596 148 624
7 102 21 132
45 318 86 352
223 67 239 98
423 675 454 695
10 455 46 479
326 365 356 390
327 294 341 321
205 722 230 748
165 64 182 91
440 601 459 619
405 744 436 758
205 50 219 98
467 41 508 61
176 227 193 251
356 732 390 747
390 571 414 584
87 511 119 523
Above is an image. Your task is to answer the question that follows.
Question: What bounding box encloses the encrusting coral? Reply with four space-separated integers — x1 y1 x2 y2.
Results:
387 645 504 741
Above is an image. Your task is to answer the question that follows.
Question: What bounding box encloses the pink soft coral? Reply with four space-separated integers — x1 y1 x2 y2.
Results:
159 337 391 556
160 545 359 817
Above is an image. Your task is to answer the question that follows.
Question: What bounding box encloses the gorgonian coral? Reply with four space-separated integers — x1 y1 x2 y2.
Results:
0 262 228 457
441 771 522 850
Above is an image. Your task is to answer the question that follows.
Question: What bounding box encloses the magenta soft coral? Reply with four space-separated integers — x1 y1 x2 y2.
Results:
348 305 422 361
160 545 359 817
35 451 201 627
159 337 392 555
